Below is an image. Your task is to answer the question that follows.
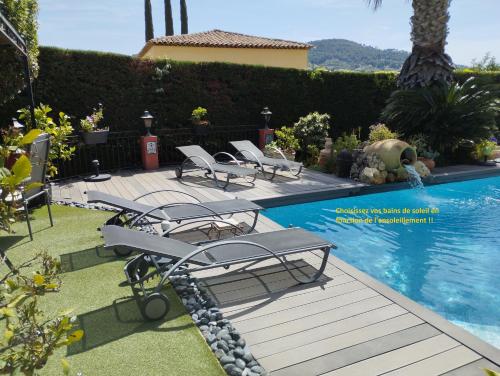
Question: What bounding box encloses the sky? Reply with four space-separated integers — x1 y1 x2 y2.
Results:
38 0 500 65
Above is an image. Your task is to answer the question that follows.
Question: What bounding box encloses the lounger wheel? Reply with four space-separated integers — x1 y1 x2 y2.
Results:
175 167 183 179
113 247 133 257
141 292 170 321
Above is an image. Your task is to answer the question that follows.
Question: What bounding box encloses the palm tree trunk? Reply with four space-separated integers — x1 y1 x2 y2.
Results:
164 0 174 35
145 0 154 42
180 0 188 34
398 0 454 89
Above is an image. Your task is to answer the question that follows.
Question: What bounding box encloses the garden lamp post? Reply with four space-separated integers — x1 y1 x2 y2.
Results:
261 107 272 130
140 110 159 170
141 110 154 136
258 106 274 149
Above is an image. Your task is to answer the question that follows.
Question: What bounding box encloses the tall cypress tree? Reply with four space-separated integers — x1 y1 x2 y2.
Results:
180 0 188 34
145 0 154 41
164 0 174 35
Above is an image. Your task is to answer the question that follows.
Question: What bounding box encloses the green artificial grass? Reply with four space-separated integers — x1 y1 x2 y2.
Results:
1 205 225 376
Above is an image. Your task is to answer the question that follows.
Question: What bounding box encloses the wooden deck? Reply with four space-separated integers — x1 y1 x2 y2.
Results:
53 167 500 376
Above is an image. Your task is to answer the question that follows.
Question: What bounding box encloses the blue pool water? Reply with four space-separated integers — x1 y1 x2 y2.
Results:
265 176 500 348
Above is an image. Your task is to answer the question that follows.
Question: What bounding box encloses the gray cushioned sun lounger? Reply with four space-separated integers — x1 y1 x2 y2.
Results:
86 190 262 240
230 140 303 180
175 145 258 189
102 225 334 320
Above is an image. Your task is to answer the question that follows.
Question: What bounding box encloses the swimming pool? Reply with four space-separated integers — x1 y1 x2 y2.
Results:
264 176 500 348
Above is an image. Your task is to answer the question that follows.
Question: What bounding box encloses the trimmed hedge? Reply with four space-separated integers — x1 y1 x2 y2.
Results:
1 47 498 138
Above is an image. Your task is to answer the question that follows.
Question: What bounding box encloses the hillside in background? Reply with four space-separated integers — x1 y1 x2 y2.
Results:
308 38 409 71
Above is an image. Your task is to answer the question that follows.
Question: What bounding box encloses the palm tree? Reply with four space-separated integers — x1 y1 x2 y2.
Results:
369 0 454 89
145 0 154 42
164 0 174 36
180 0 188 34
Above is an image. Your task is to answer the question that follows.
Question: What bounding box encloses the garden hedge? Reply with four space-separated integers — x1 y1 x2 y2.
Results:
1 47 498 138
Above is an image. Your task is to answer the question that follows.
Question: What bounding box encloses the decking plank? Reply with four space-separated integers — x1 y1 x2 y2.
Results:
251 304 408 358
320 334 459 376
272 323 441 376
259 313 424 371
382 345 482 376
234 288 378 332
442 358 500 376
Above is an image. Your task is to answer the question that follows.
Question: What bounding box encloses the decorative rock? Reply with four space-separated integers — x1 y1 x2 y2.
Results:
414 160 431 178
236 338 246 348
217 340 229 353
220 355 236 365
217 329 229 340
233 347 245 358
235 358 246 370
214 349 226 359
251 365 265 374
242 352 254 363
224 364 236 373
229 367 243 376
206 334 216 344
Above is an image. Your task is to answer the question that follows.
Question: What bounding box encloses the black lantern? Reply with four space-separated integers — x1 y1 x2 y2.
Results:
261 107 272 130
141 110 154 136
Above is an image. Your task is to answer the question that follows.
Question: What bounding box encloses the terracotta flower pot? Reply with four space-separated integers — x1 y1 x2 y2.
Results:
418 157 435 171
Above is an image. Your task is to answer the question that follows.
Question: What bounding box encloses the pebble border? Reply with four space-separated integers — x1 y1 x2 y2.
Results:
54 201 268 376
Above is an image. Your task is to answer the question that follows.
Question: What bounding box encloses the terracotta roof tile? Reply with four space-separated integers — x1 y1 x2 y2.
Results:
147 30 312 50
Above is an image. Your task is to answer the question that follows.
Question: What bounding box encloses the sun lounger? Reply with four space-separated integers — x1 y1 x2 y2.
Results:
86 190 262 252
175 145 258 189
230 140 303 180
102 225 334 320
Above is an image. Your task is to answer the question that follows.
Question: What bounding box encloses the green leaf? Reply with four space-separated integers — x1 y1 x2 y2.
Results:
61 358 70 375
20 129 43 145
23 182 43 193
67 329 84 344
11 155 32 181
484 369 500 376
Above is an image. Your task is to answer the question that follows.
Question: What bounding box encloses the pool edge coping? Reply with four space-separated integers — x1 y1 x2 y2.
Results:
324 253 500 367
254 165 500 208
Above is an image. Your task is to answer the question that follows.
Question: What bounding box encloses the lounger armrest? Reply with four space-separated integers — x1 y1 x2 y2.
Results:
234 149 262 164
212 152 241 166
129 202 224 228
183 155 214 172
133 189 201 203
158 238 331 288
265 146 289 162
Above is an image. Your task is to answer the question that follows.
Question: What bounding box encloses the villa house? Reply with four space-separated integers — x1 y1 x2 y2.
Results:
137 29 312 69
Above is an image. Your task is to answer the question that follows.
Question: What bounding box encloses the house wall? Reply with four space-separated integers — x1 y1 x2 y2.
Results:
140 45 309 69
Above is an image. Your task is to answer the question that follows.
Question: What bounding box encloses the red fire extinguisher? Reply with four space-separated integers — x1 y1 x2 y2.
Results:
140 111 159 170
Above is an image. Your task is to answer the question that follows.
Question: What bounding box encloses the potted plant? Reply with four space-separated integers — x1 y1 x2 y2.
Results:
264 126 299 160
408 133 439 170
191 106 210 136
80 103 109 145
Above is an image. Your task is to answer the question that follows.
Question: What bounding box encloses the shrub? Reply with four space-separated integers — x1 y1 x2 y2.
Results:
293 112 330 150
382 78 499 154
267 126 300 154
18 104 75 177
332 133 360 154
368 123 398 144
